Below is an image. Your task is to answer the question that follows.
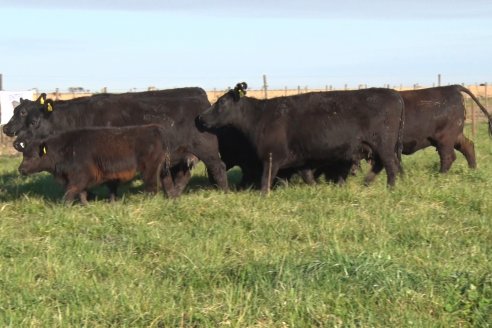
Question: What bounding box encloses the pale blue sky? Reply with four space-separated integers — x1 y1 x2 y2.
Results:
0 0 491 92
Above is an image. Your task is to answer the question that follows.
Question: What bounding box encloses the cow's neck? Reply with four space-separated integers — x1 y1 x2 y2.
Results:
232 98 264 140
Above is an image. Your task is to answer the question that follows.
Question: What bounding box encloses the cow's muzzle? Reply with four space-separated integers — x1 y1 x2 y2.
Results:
196 115 210 129
13 139 26 152
2 125 15 137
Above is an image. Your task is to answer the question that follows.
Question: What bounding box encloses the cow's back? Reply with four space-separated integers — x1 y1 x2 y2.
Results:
252 89 403 165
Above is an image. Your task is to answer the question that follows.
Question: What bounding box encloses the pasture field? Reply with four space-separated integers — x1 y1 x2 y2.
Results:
0 124 491 327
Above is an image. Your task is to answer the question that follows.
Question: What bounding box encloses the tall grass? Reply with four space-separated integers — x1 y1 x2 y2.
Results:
0 124 491 327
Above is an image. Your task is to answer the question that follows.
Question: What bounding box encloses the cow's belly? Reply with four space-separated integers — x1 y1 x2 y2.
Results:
402 139 431 155
284 141 356 168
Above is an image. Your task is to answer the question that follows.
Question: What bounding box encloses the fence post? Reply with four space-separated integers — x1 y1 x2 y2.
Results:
486 83 488 109
437 73 441 87
471 94 476 137
480 82 488 109
262 74 268 99
297 86 301 94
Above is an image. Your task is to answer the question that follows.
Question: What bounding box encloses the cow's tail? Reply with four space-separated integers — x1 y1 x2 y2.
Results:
156 151 171 190
396 94 405 172
457 85 492 137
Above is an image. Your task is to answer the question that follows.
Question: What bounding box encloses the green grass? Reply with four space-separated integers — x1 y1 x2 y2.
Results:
0 124 491 327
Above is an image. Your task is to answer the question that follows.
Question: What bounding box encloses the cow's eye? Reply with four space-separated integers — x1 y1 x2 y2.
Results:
20 110 27 117
29 117 39 127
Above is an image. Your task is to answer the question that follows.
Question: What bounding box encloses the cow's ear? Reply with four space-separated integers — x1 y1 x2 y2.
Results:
45 99 54 113
39 143 48 157
233 82 247 101
36 93 47 105
11 100 20 108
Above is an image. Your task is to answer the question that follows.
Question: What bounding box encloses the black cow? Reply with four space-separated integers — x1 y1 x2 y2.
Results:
399 85 492 172
228 85 492 187
198 82 404 193
4 88 228 194
18 125 179 204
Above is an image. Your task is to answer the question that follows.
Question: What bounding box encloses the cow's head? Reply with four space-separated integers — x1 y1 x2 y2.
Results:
18 139 51 176
2 93 54 137
198 82 248 129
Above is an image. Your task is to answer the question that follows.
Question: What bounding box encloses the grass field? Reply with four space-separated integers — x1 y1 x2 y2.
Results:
0 124 491 327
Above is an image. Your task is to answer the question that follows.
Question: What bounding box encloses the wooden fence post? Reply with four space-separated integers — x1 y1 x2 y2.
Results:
471 94 476 137
480 82 488 109
263 74 268 99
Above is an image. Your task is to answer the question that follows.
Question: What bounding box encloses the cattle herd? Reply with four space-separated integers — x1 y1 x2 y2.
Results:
2 82 491 204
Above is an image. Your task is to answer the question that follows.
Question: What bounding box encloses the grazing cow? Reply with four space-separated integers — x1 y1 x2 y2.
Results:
399 85 492 172
4 88 228 194
198 82 405 193
18 125 181 204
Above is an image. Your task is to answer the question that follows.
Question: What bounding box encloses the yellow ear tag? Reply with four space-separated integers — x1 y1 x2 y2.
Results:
47 103 53 112
42 146 47 155
238 90 245 97
39 97 45 105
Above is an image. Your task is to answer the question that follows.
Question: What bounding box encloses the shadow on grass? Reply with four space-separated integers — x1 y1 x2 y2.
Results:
0 171 157 203
0 172 64 202
0 167 245 203
185 168 243 194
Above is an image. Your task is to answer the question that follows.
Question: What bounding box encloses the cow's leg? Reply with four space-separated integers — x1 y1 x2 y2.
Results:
64 185 85 205
142 170 160 194
161 169 178 198
192 136 228 191
454 134 476 169
141 158 164 194
171 165 192 196
299 169 316 185
335 163 353 186
196 154 228 191
106 180 119 202
238 165 260 189
326 162 354 185
322 165 342 184
382 154 400 187
364 157 384 186
436 143 457 173
79 190 89 206
313 167 324 182
350 161 362 176
64 170 91 205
